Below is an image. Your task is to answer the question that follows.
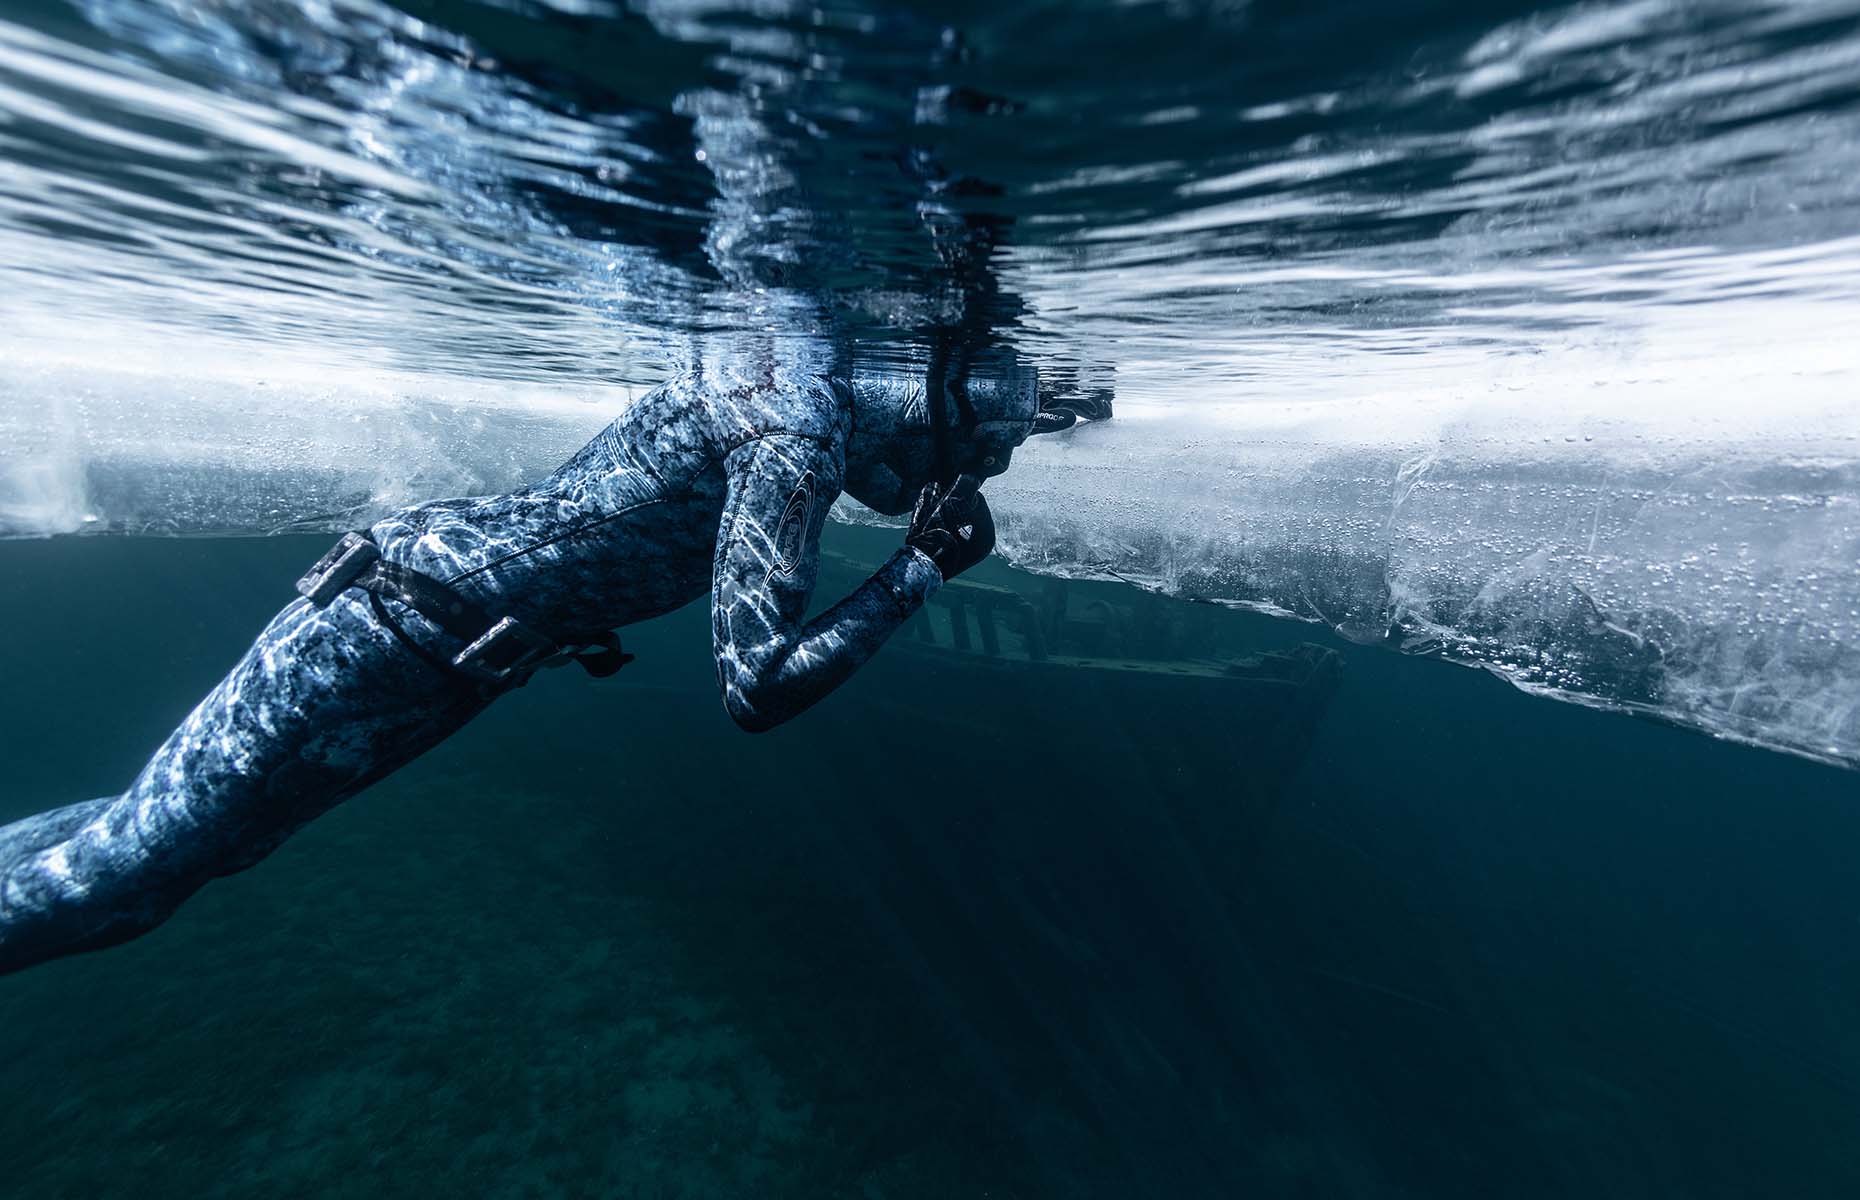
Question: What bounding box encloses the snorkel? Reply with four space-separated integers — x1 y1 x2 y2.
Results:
926 344 1036 488
926 343 961 490
925 342 998 503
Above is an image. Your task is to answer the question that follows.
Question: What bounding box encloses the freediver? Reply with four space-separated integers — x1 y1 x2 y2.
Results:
0 1 1122 976
0 355 1120 975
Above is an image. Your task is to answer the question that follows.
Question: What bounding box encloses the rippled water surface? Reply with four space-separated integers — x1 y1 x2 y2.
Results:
2 0 1858 761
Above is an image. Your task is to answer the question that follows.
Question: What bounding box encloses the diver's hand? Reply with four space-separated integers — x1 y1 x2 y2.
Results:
906 475 996 582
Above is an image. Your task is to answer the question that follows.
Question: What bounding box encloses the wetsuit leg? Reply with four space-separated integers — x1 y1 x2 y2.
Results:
0 589 492 975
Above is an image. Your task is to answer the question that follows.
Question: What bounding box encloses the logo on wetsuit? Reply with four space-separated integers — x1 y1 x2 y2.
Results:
771 471 816 578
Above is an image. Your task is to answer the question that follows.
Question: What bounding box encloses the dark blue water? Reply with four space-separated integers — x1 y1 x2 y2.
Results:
2 529 1854 1197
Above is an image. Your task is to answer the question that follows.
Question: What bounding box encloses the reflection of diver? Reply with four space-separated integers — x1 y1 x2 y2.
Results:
0 358 1106 974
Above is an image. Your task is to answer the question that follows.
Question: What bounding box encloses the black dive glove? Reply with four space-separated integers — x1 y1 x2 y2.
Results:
906 474 996 582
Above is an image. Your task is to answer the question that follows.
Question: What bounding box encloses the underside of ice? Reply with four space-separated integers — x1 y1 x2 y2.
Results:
3 297 1855 769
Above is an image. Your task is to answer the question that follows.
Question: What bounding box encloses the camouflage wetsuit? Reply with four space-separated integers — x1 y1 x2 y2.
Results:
0 356 1036 975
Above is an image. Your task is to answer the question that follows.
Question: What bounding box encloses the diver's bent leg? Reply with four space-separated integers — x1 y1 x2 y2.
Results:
0 591 491 975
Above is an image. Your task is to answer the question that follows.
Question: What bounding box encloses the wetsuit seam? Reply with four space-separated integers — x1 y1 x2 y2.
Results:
720 430 837 458
445 496 673 585
708 432 837 576
711 451 753 582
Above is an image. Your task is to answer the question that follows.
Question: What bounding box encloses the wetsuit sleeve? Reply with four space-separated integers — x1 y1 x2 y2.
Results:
712 434 944 732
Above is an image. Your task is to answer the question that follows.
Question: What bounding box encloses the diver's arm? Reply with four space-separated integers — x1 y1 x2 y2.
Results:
711 434 943 732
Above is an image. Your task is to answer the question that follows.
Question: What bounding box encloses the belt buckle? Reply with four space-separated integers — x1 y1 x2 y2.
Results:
296 532 379 607
452 616 559 684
